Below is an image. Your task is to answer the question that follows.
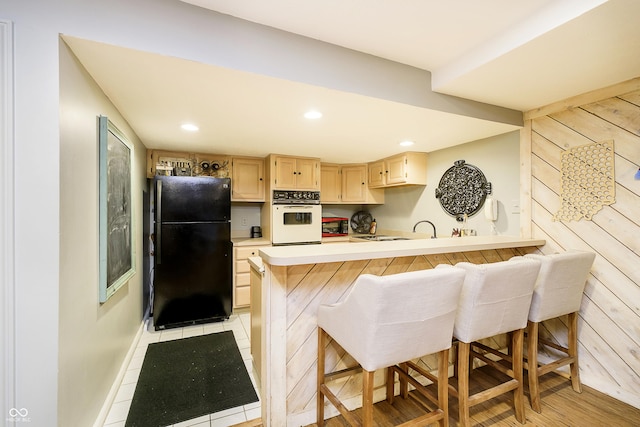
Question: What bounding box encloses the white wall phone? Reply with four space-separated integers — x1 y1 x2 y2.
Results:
485 197 498 221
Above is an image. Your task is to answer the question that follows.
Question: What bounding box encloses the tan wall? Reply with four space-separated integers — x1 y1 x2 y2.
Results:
58 40 146 426
370 131 522 238
522 78 640 408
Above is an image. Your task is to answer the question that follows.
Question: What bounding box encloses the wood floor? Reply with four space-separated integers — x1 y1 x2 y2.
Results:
231 365 637 427
302 367 640 427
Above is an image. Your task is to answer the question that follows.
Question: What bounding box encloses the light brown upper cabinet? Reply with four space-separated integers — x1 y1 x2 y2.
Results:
368 152 428 188
231 157 265 202
368 160 385 187
320 164 341 203
321 163 384 204
271 155 320 190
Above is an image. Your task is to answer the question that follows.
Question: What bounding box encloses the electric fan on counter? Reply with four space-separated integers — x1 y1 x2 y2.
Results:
350 211 373 234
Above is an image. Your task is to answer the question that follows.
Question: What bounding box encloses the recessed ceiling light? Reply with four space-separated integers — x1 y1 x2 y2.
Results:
304 110 322 119
181 123 199 132
400 140 415 147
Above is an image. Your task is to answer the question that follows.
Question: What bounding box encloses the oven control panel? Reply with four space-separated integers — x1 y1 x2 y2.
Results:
272 190 321 204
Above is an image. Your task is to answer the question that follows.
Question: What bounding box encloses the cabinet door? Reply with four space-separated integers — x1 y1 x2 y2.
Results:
320 164 341 203
342 165 367 202
368 160 385 187
385 154 407 185
231 157 264 201
295 158 319 190
274 156 297 189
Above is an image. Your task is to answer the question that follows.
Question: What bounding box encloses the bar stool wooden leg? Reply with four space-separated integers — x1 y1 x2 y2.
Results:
512 329 526 423
386 361 409 405
568 312 582 393
457 341 471 427
317 327 326 426
452 341 459 380
438 349 450 427
399 362 409 399
527 321 541 413
363 370 375 427
386 366 395 404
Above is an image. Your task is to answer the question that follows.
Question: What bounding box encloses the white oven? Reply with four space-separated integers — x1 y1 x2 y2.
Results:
271 190 322 245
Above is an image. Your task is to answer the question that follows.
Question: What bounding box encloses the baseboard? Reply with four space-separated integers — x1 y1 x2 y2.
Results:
93 317 146 427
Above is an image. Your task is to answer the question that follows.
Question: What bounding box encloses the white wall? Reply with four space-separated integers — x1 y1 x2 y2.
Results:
58 40 147 426
369 131 521 237
5 4 62 424
231 203 262 238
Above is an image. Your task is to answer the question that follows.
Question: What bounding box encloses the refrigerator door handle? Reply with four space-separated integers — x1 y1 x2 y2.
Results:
156 179 162 264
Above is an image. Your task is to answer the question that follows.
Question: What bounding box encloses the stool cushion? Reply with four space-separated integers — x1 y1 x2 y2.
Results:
317 267 465 372
453 259 540 343
524 251 595 322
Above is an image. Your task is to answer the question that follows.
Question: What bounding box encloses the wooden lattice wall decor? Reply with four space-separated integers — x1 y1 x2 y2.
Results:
554 140 615 221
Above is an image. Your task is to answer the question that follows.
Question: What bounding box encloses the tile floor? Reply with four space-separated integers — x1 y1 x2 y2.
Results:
103 310 261 427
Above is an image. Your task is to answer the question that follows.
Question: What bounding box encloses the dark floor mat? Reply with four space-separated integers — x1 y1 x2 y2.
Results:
125 330 258 427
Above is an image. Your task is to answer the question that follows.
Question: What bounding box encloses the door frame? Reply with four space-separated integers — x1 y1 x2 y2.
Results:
1 19 16 419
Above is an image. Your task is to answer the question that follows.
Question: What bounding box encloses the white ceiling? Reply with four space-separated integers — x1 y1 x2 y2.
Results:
64 0 640 164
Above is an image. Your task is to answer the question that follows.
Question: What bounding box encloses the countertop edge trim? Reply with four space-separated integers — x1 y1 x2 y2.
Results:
259 238 545 266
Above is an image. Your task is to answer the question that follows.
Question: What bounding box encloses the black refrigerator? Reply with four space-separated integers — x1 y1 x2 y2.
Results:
153 176 232 330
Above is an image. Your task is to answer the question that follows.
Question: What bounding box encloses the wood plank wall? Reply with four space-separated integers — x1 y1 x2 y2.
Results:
283 247 539 424
523 78 640 408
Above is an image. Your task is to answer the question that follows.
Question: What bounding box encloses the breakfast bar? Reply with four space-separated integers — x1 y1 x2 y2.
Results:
252 236 545 426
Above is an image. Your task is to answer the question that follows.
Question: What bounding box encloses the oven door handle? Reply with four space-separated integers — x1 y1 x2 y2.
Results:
282 205 315 209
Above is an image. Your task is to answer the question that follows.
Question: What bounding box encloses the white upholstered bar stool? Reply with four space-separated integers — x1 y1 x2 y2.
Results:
521 251 595 413
316 267 466 427
451 259 541 427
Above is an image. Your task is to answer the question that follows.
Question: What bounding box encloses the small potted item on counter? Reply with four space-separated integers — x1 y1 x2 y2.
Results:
369 218 377 235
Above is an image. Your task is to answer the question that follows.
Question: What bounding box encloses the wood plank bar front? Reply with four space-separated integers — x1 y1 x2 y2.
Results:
256 238 543 426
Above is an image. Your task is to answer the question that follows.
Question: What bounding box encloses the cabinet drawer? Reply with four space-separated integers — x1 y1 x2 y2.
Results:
236 247 262 259
236 259 250 274
236 272 250 287
235 286 251 307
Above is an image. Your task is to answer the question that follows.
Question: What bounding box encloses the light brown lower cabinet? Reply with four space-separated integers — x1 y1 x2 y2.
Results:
233 244 270 308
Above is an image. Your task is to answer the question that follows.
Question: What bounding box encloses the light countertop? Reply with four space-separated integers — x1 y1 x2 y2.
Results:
231 237 271 247
247 256 263 272
259 235 545 266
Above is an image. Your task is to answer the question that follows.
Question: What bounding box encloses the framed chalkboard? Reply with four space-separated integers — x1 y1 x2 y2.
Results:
99 116 135 303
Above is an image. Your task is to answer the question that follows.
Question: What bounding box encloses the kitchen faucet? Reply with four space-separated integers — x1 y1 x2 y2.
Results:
412 220 437 238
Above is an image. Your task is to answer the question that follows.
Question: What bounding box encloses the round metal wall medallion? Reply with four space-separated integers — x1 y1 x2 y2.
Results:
435 160 492 221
